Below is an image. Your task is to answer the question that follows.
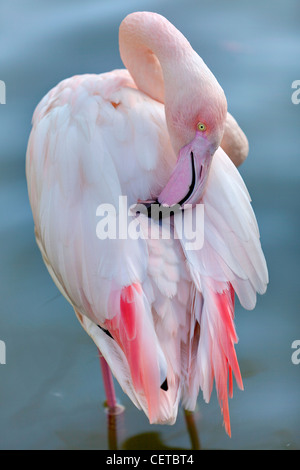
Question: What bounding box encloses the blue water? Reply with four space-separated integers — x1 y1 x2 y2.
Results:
0 0 299 450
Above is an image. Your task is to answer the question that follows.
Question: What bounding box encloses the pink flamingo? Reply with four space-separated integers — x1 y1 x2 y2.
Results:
26 12 268 436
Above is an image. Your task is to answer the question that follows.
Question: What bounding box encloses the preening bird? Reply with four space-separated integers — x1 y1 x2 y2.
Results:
26 12 268 436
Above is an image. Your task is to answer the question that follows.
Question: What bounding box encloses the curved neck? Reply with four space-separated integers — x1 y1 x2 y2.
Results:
119 12 191 105
119 12 227 156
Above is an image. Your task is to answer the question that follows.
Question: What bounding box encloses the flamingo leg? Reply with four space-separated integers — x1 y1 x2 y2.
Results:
184 410 201 450
98 349 125 415
98 350 125 449
98 349 117 409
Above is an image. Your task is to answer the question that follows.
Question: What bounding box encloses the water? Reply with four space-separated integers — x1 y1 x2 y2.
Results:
0 0 299 450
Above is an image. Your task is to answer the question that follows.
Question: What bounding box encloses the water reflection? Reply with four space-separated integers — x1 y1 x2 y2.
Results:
121 414 200 451
105 403 201 450
107 410 125 451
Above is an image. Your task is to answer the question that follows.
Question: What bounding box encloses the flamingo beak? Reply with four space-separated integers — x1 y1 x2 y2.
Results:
157 132 214 207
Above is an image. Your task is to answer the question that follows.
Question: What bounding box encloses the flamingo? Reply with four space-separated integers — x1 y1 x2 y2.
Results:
26 12 268 437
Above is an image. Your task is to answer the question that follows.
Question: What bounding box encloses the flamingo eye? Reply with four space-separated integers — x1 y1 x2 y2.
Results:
197 122 207 132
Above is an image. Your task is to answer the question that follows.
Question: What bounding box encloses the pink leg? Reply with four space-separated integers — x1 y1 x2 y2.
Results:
98 350 117 409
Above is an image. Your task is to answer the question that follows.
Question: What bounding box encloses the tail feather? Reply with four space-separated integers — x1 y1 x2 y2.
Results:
104 283 166 423
199 281 243 436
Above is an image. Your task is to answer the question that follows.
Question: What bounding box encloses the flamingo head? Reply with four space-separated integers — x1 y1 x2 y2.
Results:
158 54 227 207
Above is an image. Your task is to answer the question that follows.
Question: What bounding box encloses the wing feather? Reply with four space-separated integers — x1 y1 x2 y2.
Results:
26 71 184 423
176 147 268 433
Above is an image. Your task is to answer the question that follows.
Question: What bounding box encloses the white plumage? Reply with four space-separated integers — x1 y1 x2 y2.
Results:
26 12 268 436
26 69 268 434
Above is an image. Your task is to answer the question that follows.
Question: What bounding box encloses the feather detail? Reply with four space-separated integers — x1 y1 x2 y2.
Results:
175 147 267 435
199 282 243 437
103 284 162 422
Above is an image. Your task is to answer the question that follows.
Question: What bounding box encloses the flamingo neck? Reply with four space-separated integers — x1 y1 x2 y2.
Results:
119 12 191 105
119 12 227 157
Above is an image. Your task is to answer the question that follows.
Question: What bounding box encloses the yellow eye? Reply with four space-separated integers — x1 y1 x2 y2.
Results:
197 122 207 132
